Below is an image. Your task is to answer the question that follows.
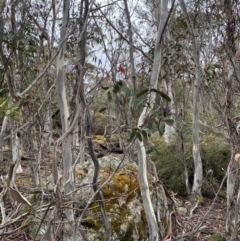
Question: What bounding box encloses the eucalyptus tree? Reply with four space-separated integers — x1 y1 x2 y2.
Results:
135 1 170 240
179 0 203 197
222 1 240 233
203 0 240 235
178 0 240 236
0 0 189 240
54 0 76 240
83 1 176 239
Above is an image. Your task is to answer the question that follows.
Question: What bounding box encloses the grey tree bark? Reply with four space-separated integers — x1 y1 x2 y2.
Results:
222 0 240 236
55 0 74 240
124 0 136 128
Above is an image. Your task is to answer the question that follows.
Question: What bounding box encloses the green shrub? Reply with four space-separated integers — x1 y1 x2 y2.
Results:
151 133 229 197
209 233 225 241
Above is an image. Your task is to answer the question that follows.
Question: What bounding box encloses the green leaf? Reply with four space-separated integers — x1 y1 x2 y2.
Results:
150 89 171 102
107 92 112 102
141 129 148 138
101 85 109 90
6 106 19 117
159 91 171 101
136 132 143 142
158 122 165 136
128 131 136 142
118 97 124 106
165 119 174 126
213 64 221 69
0 98 9 108
146 147 154 154
121 85 131 96
98 108 107 113
113 84 120 93
113 81 124 94
151 122 157 131
154 117 159 123
136 88 148 98
118 80 123 86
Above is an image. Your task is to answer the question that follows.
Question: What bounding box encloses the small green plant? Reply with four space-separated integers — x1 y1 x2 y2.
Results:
209 233 225 241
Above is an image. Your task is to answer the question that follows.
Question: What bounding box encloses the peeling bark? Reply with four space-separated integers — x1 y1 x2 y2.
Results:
55 0 74 240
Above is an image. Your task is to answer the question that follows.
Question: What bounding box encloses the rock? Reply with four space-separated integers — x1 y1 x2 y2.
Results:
177 207 188 215
27 154 174 240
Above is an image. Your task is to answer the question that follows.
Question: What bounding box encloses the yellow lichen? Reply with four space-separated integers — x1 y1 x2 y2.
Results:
81 163 148 240
74 167 85 180
93 135 105 145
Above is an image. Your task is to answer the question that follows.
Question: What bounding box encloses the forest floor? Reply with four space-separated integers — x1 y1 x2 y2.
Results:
0 149 227 241
175 197 226 241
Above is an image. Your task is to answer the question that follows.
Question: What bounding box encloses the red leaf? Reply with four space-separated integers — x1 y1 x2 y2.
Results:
106 71 110 79
118 64 125 73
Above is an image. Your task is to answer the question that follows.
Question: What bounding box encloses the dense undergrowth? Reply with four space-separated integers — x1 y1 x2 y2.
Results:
151 133 230 197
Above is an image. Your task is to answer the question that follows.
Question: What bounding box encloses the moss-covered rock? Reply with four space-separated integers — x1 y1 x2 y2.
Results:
74 155 144 240
26 154 174 240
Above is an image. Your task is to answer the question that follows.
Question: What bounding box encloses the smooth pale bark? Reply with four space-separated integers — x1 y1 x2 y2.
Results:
163 78 175 143
12 130 23 175
55 0 74 240
0 116 8 162
136 1 169 240
73 125 80 147
162 30 175 143
179 0 202 196
43 79 52 146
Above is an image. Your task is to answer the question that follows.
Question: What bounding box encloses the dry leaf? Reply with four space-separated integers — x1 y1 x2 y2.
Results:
235 153 240 161
9 187 36 214
235 50 240 62
2 145 10 152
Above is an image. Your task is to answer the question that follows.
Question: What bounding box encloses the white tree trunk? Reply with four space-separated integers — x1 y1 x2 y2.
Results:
163 79 175 143
136 1 169 240
0 116 8 162
225 67 239 233
192 39 202 195
56 0 74 240
43 79 52 146
73 125 80 147
179 0 202 196
12 129 23 174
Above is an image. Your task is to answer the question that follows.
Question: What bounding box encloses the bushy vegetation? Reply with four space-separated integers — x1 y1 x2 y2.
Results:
151 133 230 197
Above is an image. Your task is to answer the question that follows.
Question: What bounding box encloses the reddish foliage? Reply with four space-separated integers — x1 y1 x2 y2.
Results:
118 64 125 73
106 71 110 79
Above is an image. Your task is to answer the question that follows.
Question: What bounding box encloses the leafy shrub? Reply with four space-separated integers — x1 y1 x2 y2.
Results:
151 133 229 197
